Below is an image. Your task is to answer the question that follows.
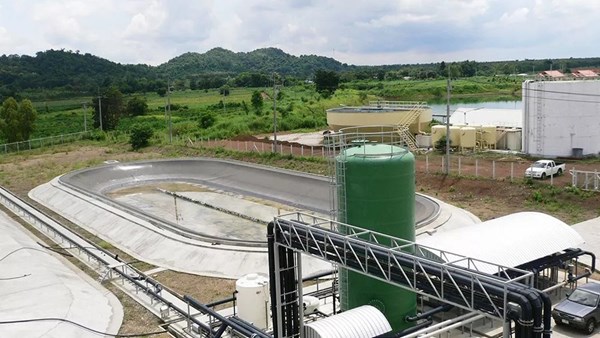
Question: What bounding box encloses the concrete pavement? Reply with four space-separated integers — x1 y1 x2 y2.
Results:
0 210 122 338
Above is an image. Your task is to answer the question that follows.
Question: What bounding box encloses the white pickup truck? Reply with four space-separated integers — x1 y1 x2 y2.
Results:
524 160 566 179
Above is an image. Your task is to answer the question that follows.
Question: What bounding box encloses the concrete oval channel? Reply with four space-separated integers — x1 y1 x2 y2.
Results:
60 158 440 247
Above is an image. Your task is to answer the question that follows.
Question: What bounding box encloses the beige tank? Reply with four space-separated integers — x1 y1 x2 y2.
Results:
480 125 497 148
449 126 461 148
431 125 446 148
460 127 477 149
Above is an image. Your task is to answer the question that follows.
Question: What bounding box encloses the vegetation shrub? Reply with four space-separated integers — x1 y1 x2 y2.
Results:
129 124 153 150
199 112 216 129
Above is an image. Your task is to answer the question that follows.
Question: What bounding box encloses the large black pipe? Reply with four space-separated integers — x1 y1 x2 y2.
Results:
184 295 266 338
267 222 279 337
228 317 272 338
273 220 545 337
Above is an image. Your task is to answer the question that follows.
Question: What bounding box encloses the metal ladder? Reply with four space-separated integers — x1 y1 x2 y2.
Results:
535 82 545 154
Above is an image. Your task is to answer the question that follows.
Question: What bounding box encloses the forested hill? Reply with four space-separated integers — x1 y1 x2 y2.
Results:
157 47 349 77
0 50 155 95
0 48 348 97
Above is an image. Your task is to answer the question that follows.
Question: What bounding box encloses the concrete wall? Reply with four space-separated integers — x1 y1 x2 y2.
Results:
522 80 600 157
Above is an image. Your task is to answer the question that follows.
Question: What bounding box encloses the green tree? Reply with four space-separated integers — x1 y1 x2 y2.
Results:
314 70 340 97
129 124 153 150
219 85 230 96
92 86 124 130
0 97 37 142
126 96 148 117
251 91 263 113
199 112 215 129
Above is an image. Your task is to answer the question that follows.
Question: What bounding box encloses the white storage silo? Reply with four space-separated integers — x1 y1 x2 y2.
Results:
236 273 270 329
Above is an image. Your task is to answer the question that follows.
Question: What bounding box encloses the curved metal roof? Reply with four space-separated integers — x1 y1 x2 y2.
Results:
303 305 391 338
416 212 584 275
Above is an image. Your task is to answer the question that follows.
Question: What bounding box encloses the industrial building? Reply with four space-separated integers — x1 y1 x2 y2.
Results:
522 80 600 158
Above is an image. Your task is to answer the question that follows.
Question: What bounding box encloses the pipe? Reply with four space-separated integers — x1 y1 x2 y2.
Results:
404 314 486 338
205 294 236 308
400 312 481 338
184 295 265 338
267 222 279 337
405 304 453 322
375 319 433 337
228 317 272 338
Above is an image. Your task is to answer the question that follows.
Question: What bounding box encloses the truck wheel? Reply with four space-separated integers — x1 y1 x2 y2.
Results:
557 169 563 176
541 173 546 180
586 318 596 334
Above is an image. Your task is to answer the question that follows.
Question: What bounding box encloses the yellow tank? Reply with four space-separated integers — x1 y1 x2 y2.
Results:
481 125 497 148
449 126 461 148
431 125 446 148
460 127 477 149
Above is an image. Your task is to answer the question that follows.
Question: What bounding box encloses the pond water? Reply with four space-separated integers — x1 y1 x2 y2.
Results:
428 100 522 116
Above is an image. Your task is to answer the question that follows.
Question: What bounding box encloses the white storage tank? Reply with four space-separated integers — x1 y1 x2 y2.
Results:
449 126 461 148
236 273 270 330
304 305 392 338
506 129 522 151
431 125 446 149
460 127 477 149
416 134 432 148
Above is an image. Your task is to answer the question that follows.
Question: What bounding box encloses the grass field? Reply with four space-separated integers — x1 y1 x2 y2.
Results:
13 77 522 144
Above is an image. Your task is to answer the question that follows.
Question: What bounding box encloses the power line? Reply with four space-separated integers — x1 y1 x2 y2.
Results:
0 317 167 337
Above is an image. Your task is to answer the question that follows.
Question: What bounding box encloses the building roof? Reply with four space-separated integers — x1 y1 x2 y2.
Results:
416 212 584 275
539 70 566 78
450 108 522 128
572 69 598 78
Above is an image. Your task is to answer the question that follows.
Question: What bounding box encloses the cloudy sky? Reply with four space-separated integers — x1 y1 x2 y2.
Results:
0 0 597 66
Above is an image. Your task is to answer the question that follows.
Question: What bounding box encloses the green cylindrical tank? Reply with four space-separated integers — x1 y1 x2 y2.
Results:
337 143 416 332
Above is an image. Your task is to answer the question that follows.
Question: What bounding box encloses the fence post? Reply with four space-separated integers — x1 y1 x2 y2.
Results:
510 162 514 182
311 146 314 157
245 141 248 152
425 155 429 173
572 167 576 187
458 157 461 176
290 144 293 155
550 169 553 186
441 156 445 173
28 140 31 150
492 161 496 179
301 145 304 157
475 159 478 177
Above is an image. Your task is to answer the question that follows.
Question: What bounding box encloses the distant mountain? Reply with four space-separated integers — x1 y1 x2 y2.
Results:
156 47 349 78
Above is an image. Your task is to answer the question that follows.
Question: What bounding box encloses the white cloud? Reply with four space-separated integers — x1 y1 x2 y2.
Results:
0 0 597 65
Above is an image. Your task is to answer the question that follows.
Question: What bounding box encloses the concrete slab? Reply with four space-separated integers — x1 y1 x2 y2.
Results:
0 210 122 338
572 217 600 267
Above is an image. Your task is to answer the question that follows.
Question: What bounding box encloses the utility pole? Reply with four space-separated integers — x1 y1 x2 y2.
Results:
82 102 88 132
167 80 172 143
445 77 451 175
97 88 103 131
272 72 278 153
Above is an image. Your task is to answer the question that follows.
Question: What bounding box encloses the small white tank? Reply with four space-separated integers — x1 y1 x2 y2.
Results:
460 127 477 149
236 273 270 330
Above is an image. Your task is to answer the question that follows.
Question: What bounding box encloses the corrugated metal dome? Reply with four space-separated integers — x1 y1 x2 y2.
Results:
417 212 584 275
303 305 391 338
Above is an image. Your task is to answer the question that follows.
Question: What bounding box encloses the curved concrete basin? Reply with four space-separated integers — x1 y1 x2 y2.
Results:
60 158 440 244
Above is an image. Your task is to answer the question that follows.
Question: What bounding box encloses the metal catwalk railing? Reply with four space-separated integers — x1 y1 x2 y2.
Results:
272 212 534 324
